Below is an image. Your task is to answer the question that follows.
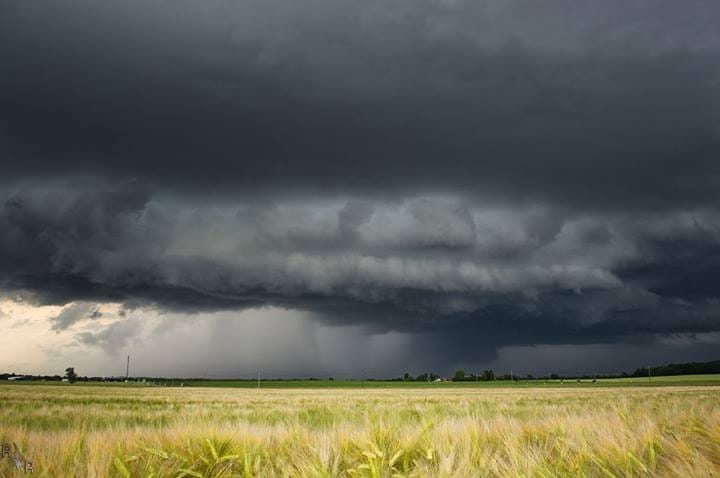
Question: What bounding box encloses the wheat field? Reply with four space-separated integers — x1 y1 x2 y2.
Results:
0 384 718 477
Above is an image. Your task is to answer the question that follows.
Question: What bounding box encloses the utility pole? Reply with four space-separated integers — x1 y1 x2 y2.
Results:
126 355 130 379
510 369 513 383
257 370 260 389
648 365 651 383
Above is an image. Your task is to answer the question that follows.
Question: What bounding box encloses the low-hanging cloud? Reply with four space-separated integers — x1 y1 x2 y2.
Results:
2 184 720 366
75 316 143 353
51 302 102 331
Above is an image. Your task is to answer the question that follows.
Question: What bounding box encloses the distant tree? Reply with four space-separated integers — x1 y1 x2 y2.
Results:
453 370 466 381
64 367 77 383
416 373 428 382
482 369 495 381
403 372 410 381
550 373 560 380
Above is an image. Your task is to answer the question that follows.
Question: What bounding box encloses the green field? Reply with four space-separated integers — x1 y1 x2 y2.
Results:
181 374 720 388
598 374 720 384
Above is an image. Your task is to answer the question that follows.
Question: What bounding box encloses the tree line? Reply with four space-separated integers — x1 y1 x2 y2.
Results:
631 360 720 378
2 360 719 383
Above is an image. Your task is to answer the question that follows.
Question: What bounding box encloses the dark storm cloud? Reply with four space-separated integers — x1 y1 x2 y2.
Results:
2 183 720 365
2 0 720 369
2 0 720 208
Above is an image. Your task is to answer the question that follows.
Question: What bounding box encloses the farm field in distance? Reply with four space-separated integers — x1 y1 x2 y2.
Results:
1 382 719 477
180 373 720 388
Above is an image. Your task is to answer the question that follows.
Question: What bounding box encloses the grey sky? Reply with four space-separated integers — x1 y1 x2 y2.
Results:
1 0 719 376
